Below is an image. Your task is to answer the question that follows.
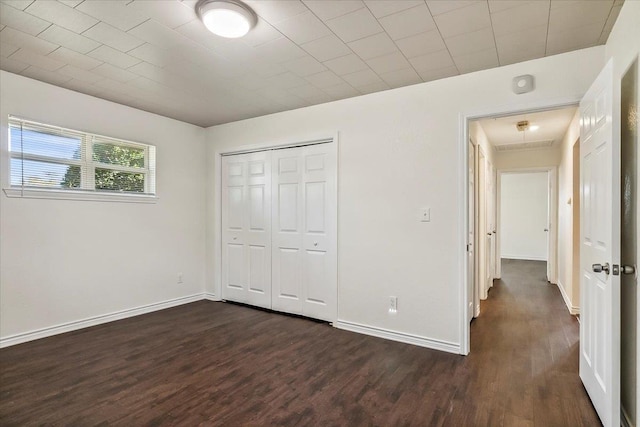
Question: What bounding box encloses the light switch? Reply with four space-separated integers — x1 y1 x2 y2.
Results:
420 208 430 222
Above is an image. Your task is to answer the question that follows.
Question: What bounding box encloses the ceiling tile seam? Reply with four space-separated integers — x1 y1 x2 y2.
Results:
422 0 460 75
259 1 309 25
79 20 145 53
294 3 376 97
301 0 367 22
360 2 426 86
595 3 617 45
122 17 152 41
3 1 55 38
25 0 100 35
543 1 552 56
486 3 501 67
33 22 53 38
79 19 102 37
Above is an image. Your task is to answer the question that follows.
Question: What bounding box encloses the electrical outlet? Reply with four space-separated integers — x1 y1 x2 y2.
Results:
389 296 398 314
177 273 183 284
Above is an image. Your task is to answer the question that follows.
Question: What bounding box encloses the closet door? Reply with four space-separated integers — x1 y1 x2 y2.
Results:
221 152 272 308
272 144 337 321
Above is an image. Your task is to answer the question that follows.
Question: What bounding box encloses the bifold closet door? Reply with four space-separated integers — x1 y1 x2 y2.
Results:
271 143 337 321
221 151 272 309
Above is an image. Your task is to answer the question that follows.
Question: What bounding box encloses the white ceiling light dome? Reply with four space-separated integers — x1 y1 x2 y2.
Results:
197 0 257 39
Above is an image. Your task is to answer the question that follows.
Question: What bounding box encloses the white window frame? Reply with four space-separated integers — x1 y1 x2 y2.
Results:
3 116 157 203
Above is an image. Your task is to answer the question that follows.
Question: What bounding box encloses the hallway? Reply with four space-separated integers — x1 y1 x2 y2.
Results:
467 259 600 425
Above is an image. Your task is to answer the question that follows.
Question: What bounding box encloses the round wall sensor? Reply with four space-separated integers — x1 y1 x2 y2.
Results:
512 74 535 94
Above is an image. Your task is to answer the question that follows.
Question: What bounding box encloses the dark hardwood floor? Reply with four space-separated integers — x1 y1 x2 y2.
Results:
0 259 600 426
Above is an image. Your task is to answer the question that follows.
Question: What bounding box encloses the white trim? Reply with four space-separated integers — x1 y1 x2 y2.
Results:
335 320 460 354
203 292 220 301
501 255 548 261
1 292 462 355
458 111 469 355
459 97 582 356
0 293 203 348
3 187 158 203
556 280 580 315
220 138 333 156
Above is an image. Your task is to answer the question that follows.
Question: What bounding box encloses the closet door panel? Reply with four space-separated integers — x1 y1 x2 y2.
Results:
300 144 336 321
222 152 272 308
246 153 272 308
272 148 304 314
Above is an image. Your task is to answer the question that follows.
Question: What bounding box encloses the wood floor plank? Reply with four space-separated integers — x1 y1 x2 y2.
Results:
0 260 600 426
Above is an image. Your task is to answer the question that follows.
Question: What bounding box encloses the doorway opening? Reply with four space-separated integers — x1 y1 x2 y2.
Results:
466 105 580 326
499 170 551 275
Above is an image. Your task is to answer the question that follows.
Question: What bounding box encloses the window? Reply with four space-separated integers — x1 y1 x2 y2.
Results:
7 116 156 201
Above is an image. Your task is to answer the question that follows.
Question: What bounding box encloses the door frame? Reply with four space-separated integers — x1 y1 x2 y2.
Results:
468 138 477 320
212 133 339 322
495 167 558 282
459 98 579 355
477 146 487 301
477 147 497 301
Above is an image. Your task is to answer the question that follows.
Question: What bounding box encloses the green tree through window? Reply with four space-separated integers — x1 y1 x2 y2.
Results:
61 143 146 192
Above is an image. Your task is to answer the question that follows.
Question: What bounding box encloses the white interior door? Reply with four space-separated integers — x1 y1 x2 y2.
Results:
478 150 489 300
579 59 619 427
272 143 337 321
468 140 476 319
221 151 272 308
485 162 494 293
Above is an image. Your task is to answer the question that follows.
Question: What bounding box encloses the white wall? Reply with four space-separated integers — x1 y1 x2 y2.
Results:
556 110 580 313
0 72 207 341
605 1 640 424
205 47 605 350
500 172 549 261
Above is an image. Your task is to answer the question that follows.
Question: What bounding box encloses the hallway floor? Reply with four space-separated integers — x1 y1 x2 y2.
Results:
468 258 600 426
0 260 601 426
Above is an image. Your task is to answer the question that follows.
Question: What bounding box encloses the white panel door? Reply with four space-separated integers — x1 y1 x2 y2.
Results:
272 143 337 321
468 140 476 320
485 162 494 293
221 151 272 308
579 60 619 427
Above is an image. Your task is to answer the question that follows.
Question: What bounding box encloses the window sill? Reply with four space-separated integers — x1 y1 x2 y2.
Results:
3 187 159 204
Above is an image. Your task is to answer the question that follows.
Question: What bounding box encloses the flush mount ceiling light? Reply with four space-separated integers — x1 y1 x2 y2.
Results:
516 120 530 132
197 0 257 38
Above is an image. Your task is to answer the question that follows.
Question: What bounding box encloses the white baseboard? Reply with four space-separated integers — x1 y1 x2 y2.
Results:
0 293 205 348
621 405 634 427
203 292 220 301
2 296 461 356
557 281 580 315
502 255 547 261
334 320 460 354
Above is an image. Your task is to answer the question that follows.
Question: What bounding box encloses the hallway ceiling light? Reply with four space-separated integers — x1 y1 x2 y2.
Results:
516 120 530 131
197 0 257 38
515 121 539 132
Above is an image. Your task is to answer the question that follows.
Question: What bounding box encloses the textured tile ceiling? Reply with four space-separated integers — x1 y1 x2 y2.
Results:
0 0 625 127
